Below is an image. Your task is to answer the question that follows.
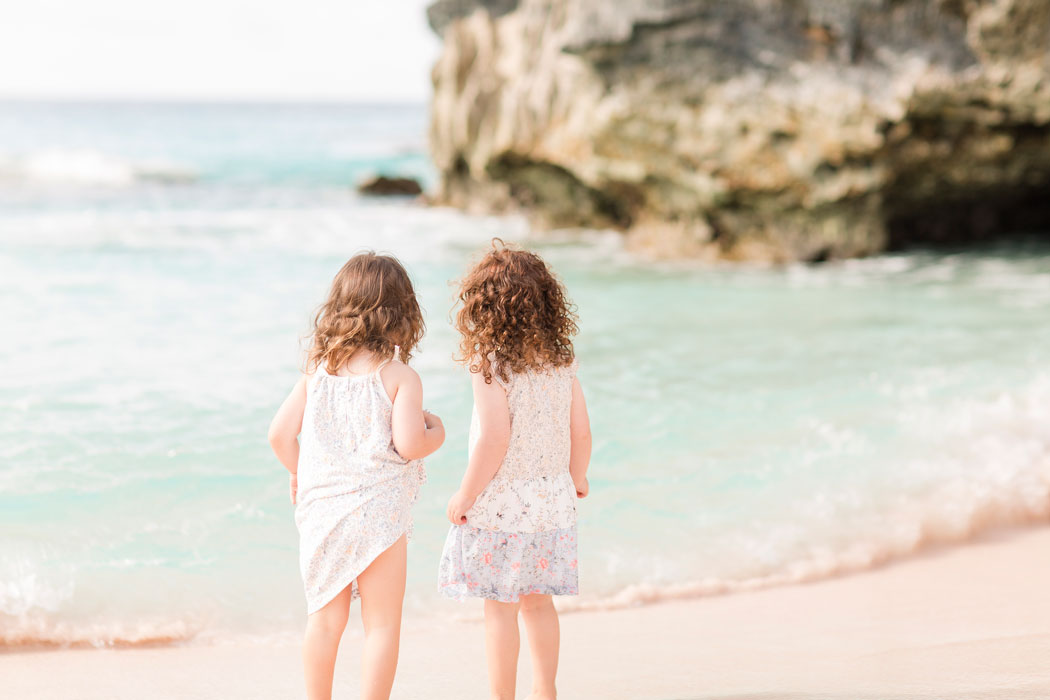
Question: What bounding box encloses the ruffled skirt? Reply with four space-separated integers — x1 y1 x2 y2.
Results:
438 524 578 602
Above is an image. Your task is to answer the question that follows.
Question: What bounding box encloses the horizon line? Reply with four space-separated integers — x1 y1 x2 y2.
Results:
0 94 430 107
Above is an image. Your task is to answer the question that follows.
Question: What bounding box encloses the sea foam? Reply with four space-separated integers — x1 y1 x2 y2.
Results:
0 149 195 186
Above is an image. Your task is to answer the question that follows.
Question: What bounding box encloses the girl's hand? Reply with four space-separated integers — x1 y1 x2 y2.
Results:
289 473 298 505
446 489 476 525
423 410 443 431
574 477 589 499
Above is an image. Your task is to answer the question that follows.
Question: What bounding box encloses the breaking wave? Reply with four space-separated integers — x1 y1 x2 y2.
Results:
561 375 1050 613
0 149 195 186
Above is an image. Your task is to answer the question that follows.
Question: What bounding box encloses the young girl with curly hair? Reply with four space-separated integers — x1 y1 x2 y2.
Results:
268 252 445 700
439 242 593 700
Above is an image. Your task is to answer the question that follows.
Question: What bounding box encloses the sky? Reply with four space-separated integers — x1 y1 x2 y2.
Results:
0 0 440 102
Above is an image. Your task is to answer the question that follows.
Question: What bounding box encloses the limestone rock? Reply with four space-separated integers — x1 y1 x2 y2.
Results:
426 0 1050 261
357 175 424 197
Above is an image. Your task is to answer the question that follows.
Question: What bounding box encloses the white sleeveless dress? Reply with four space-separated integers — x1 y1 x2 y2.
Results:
439 360 579 602
295 362 425 613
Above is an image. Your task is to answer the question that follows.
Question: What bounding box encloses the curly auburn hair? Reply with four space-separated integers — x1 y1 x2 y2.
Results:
455 242 578 383
306 252 424 374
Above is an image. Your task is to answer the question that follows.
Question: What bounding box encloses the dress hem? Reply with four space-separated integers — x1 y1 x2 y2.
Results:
438 581 580 603
304 521 412 615
438 523 579 604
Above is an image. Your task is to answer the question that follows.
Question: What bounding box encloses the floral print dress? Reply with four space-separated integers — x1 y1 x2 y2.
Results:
295 362 425 614
439 360 579 602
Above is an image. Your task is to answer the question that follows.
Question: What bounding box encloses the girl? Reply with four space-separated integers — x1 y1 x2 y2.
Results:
439 243 592 700
268 252 445 700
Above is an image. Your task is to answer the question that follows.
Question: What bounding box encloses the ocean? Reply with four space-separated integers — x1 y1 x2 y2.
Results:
1 101 1048 648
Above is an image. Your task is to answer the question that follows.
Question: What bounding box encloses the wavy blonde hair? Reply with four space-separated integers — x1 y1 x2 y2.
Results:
455 241 577 384
307 252 424 373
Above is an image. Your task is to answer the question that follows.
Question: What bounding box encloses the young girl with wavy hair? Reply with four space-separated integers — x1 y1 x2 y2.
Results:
439 242 593 700
269 252 445 700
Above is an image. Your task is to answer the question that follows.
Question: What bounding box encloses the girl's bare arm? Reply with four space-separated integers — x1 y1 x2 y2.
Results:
447 371 511 523
388 363 445 460
568 376 592 497
268 376 308 475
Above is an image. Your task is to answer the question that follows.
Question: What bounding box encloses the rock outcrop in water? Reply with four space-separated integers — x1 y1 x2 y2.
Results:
357 175 424 197
426 0 1050 262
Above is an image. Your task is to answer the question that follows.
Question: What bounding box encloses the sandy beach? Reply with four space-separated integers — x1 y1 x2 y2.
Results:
5 525 1048 700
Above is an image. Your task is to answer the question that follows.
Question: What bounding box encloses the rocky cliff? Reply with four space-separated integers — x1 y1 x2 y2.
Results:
426 0 1050 262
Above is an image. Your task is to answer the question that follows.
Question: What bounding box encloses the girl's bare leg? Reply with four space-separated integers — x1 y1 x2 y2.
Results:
519 594 559 700
356 535 408 700
484 598 522 700
303 583 353 700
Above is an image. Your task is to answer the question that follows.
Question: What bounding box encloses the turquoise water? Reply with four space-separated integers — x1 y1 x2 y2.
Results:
1 102 1049 647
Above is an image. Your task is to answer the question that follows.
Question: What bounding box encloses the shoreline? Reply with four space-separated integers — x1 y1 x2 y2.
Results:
7 516 1048 652
4 525 1049 699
